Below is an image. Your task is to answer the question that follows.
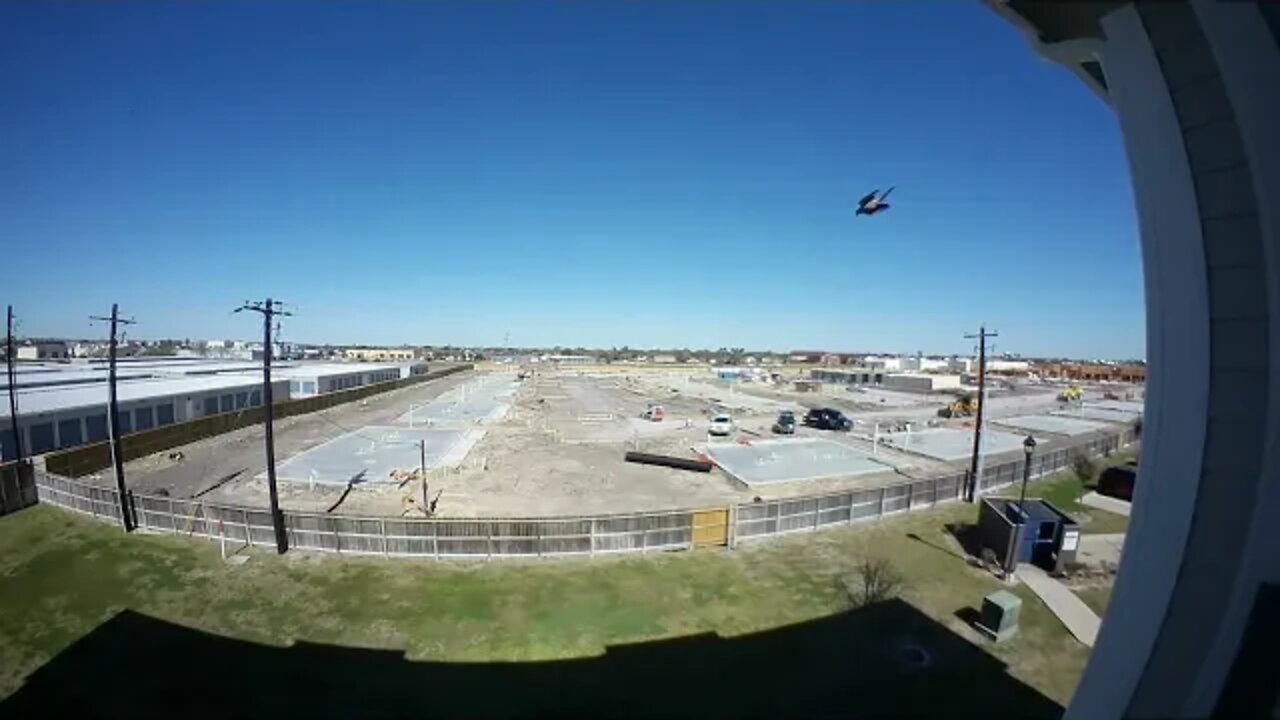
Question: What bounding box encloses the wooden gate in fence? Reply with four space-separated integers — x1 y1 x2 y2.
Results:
691 508 730 547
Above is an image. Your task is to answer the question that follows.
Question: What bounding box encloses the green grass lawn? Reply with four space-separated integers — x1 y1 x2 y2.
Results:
1073 585 1114 617
0 502 1090 718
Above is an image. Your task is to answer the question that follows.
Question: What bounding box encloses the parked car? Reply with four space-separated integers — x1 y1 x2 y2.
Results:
803 407 852 431
708 413 735 437
772 411 797 435
641 404 665 421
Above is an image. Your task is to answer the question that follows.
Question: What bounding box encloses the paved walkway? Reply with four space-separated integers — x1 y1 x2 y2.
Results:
1017 563 1101 647
1081 491 1132 516
1076 533 1126 567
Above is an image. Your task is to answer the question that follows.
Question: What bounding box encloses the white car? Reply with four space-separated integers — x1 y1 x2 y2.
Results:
708 413 734 437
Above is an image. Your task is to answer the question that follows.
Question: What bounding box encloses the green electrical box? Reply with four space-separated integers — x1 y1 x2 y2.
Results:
978 590 1022 642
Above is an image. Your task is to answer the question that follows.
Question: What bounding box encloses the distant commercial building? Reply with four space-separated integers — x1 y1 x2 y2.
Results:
16 342 69 360
987 359 1032 374
1035 362 1145 382
809 368 887 385
808 368 961 392
344 347 417 362
882 373 962 392
253 363 404 398
652 354 679 364
539 354 596 365
1 375 288 460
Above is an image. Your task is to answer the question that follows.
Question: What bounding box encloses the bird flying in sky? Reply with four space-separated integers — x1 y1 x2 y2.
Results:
856 186 894 216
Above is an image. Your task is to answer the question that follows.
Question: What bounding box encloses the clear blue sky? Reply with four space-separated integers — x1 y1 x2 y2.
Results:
1 2 1143 359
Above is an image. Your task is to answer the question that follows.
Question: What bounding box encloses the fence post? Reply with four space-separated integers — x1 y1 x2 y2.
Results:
433 523 440 560
487 523 493 560
774 503 781 536
381 519 388 557
334 521 341 554
848 493 856 525
590 519 597 555
879 486 887 519
243 508 251 546
537 523 543 558
906 483 914 511
727 505 737 549
0 471 8 514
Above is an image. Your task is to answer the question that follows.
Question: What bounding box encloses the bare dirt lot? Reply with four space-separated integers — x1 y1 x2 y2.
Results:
102 368 1140 519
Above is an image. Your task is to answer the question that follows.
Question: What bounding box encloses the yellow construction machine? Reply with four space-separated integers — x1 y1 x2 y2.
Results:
1058 385 1083 402
937 393 980 418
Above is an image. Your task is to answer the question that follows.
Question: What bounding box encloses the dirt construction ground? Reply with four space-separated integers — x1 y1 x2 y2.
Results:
99 368 1140 519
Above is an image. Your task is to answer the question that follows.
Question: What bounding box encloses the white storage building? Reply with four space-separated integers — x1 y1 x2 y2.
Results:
1 375 288 460
242 363 404 398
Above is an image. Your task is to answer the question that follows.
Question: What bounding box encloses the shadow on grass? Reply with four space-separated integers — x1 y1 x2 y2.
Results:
944 522 984 558
1 600 1063 719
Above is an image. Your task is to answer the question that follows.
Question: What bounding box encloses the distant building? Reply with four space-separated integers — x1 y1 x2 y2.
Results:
987 360 1032 374
16 342 69 360
652 354 678 364
344 347 417 362
540 354 595 365
788 351 825 364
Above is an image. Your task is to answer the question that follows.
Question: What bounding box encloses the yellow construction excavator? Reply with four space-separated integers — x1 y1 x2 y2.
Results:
938 393 980 418
1058 385 1083 402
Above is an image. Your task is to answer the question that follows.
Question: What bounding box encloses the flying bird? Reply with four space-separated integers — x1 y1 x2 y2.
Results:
856 186 894 216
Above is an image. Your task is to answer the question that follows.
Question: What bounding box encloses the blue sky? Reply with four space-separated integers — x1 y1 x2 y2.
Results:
1 2 1143 359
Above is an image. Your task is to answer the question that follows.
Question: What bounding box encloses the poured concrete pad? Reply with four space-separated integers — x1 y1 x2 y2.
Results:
701 437 888 486
272 426 483 485
881 427 1024 461
1052 406 1141 423
399 373 517 426
994 414 1112 437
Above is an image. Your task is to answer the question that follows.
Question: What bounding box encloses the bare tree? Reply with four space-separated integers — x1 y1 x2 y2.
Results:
844 556 905 608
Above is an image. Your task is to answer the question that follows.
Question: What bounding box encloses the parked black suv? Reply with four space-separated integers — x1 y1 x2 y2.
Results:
803 407 852 431
772 411 797 435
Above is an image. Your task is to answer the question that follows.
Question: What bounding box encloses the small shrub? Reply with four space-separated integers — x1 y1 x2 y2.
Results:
844 556 905 608
1071 453 1098 485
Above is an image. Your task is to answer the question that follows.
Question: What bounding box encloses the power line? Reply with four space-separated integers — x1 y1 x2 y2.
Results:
234 298 292 554
90 304 138 531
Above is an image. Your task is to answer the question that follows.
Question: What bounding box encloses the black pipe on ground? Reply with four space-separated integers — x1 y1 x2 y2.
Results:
624 451 714 473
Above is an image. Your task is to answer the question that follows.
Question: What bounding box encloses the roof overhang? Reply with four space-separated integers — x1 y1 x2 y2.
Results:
983 0 1122 104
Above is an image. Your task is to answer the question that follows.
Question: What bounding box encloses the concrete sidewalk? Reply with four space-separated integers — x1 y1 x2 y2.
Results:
1017 563 1100 647
1081 491 1132 516
1077 533 1126 567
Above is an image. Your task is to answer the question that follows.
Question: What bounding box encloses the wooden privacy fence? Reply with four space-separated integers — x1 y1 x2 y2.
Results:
732 425 1136 543
27 423 1137 560
43 364 473 477
33 472 697 558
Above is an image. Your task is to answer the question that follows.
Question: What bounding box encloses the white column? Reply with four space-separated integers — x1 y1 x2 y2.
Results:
1067 5 1212 718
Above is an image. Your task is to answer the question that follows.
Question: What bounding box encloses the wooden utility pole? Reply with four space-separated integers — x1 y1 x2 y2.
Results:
964 325 997 502
419 439 429 513
90 304 137 530
235 298 291 553
5 306 23 463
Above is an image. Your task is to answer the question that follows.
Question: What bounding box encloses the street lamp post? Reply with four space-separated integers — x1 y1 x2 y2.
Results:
1018 435 1037 510
1007 435 1037 577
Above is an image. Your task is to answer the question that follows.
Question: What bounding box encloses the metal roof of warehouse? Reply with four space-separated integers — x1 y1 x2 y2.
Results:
2 375 279 418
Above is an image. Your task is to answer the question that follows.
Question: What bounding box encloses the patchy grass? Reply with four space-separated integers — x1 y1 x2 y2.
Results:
1073 585 1114 617
0 503 1089 717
